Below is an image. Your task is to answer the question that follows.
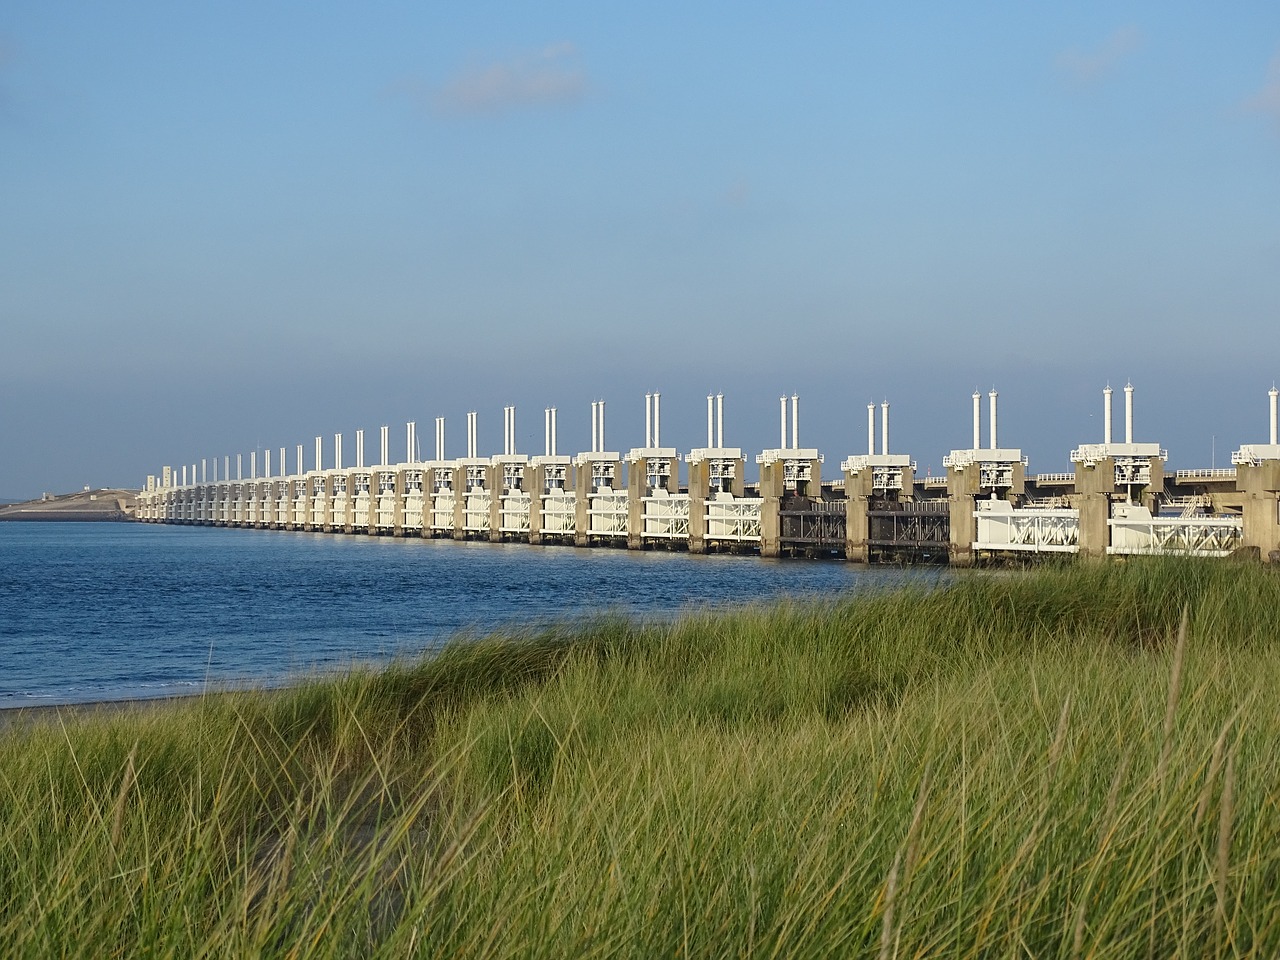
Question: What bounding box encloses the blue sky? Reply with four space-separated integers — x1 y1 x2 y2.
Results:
2 3 1278 497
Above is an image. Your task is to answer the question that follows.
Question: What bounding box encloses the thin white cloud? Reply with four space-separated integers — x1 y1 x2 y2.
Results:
1243 50 1280 131
1056 27 1142 84
428 42 587 115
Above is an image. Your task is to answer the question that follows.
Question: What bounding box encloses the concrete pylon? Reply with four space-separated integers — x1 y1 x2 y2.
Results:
1238 459 1280 562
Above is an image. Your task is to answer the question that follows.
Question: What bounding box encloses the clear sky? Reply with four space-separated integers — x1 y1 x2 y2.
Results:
2 3 1278 497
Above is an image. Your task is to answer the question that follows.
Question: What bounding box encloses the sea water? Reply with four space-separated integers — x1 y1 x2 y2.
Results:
0 522 937 707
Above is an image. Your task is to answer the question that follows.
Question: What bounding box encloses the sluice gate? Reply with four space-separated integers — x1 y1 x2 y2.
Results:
866 500 950 563
779 497 846 556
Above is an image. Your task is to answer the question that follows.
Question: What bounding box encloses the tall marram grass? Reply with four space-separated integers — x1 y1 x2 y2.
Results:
2 558 1279 957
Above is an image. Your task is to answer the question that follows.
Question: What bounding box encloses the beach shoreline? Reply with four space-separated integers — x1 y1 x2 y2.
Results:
0 694 208 732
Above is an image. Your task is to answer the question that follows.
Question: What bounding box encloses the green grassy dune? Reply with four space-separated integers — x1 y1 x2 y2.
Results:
2 559 1279 957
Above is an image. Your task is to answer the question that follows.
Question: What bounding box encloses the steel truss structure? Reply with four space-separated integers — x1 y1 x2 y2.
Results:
867 501 950 561
540 491 576 536
464 491 492 533
1109 514 1243 557
309 476 326 527
375 473 397 530
974 504 1080 553
274 481 290 526
430 491 455 532
780 498 846 551
500 492 532 534
705 495 763 543
588 492 629 538
403 470 424 530
641 492 691 539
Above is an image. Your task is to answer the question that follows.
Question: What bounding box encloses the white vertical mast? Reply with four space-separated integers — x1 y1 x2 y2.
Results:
1124 383 1134 445
988 390 998 450
1104 386 1113 445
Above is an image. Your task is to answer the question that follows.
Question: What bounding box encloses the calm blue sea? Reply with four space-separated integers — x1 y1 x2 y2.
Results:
0 522 937 707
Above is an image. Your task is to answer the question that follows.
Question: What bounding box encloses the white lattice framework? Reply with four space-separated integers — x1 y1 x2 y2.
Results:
464 491 492 532
329 475 349 528
974 504 1080 553
374 471 397 530
431 492 456 532
589 491 629 536
1108 514 1243 557
290 480 307 526
349 472 371 530
541 491 576 534
501 493 532 533
274 481 290 525
309 476 326 526
705 495 763 542
403 471 424 530
642 492 691 539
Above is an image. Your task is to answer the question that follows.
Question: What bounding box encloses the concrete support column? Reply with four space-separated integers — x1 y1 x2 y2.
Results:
573 461 592 547
1239 461 1280 562
419 470 434 540
527 463 545 545
758 461 783 558
945 467 977 567
343 471 356 535
947 497 975 567
1076 494 1112 560
842 470 872 564
687 460 709 555
366 472 380 537
393 469 406 537
1072 457 1115 560
627 457 648 550
452 466 466 541
303 478 314 531
318 476 332 533
488 463 504 543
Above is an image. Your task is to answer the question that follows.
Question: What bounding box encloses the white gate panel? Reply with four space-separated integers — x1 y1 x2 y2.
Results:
705 494 763 543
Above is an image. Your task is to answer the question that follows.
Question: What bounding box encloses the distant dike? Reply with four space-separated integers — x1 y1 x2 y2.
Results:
0 489 138 522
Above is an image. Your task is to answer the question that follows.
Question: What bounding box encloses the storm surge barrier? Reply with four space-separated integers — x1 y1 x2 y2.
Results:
137 387 1280 564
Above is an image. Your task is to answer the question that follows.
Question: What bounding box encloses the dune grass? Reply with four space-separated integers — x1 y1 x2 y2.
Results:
1 558 1279 957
